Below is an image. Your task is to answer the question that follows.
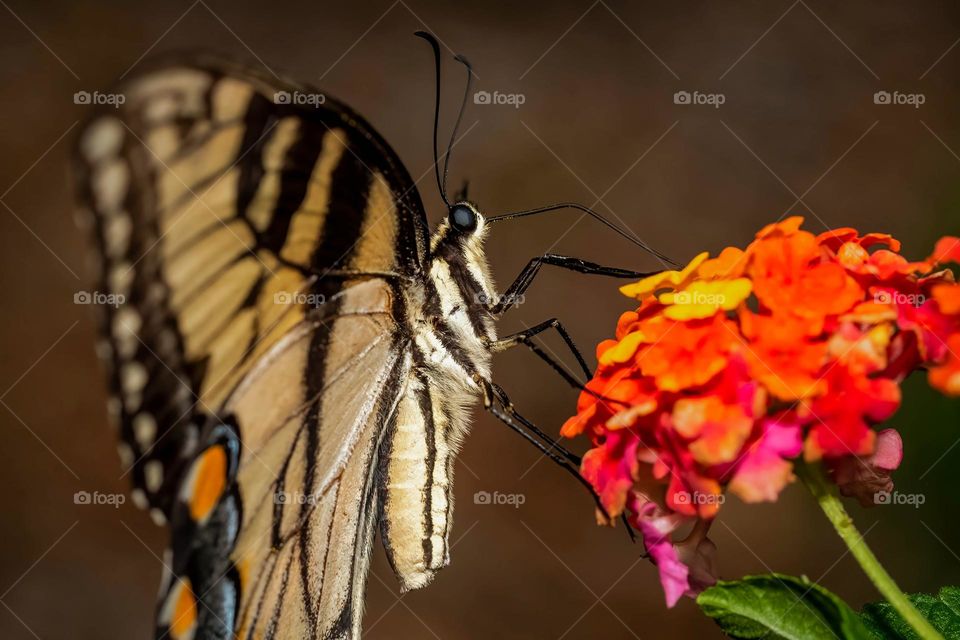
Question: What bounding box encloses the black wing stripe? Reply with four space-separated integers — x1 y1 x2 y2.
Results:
264 544 295 640
410 349 438 570
233 92 276 220
309 144 376 288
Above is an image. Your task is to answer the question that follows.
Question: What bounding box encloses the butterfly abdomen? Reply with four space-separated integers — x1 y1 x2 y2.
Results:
378 364 469 591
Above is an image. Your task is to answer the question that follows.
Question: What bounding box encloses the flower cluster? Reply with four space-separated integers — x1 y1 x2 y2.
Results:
562 217 960 606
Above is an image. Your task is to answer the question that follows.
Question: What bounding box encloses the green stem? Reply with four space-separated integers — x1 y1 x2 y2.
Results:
797 462 942 640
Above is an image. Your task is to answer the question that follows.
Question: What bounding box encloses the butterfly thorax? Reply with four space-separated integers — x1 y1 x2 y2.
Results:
414 206 497 391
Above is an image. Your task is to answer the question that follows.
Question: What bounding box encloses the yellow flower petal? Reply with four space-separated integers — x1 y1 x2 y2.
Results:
661 278 753 320
619 252 709 300
598 331 647 366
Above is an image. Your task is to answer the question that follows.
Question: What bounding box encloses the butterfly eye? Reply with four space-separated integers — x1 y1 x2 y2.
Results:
448 204 478 233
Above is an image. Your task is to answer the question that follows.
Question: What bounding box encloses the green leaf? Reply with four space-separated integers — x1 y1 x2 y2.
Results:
697 573 875 639
860 586 960 639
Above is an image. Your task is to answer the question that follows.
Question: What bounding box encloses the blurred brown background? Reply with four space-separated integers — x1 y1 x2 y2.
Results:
2 1 960 638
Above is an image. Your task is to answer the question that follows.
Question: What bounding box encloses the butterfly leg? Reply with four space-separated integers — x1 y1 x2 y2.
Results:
488 320 629 411
489 253 658 316
474 375 635 540
490 317 591 379
485 253 657 388
484 254 661 394
474 375 609 519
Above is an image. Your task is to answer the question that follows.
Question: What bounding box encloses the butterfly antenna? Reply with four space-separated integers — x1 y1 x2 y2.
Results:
414 31 450 207
488 202 679 267
443 54 473 199
454 179 470 201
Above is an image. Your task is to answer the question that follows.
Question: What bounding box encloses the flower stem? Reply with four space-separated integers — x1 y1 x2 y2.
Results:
797 462 942 640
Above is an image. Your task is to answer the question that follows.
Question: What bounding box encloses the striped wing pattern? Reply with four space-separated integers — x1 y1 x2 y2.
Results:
157 279 410 639
75 61 431 638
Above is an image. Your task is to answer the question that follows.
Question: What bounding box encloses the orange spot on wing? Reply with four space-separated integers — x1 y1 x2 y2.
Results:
189 447 227 522
170 578 197 639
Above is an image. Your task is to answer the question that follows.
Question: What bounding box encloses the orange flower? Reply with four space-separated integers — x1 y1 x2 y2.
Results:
740 311 828 400
563 216 960 608
638 315 738 392
929 334 960 395
750 228 863 325
672 396 752 465
698 247 748 279
933 283 960 315
931 236 960 264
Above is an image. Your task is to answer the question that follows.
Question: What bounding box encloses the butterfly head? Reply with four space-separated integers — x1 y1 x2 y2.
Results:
431 200 487 247
447 201 480 234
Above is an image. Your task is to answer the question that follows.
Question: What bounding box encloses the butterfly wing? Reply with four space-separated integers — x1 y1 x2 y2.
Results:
155 278 410 640
74 60 432 638
74 58 429 517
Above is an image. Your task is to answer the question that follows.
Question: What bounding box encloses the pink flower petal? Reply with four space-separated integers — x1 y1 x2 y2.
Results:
728 417 803 503
637 504 690 607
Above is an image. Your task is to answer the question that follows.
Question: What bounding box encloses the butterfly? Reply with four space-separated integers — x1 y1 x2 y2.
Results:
74 32 670 639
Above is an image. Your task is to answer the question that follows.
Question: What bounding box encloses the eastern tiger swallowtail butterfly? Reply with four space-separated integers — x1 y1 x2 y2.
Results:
74 32 670 640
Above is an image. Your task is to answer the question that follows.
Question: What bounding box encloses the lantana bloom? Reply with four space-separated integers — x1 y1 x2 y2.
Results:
563 218 960 606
